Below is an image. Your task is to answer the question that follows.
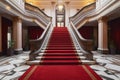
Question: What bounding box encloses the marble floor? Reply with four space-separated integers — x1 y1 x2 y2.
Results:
0 51 120 80
0 51 30 80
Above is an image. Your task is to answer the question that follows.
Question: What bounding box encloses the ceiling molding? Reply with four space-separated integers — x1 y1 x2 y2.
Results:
26 0 95 9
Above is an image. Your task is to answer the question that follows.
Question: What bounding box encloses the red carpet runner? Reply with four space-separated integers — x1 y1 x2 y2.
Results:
40 27 80 65
19 65 102 80
19 27 102 80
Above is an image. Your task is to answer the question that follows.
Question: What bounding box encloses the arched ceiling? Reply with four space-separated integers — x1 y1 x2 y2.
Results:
26 0 95 9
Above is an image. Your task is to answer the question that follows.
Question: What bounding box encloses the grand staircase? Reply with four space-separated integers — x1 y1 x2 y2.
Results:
27 27 95 65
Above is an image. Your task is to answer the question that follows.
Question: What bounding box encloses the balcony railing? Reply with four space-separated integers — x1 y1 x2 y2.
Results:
0 0 53 59
69 0 119 58
70 0 119 28
2 0 52 28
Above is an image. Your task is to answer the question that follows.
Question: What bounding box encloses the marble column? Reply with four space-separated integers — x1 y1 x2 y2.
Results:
51 2 56 27
13 17 23 54
0 15 2 53
65 1 70 27
98 16 109 54
93 26 98 50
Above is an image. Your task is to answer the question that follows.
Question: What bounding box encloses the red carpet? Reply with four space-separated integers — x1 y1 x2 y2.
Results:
19 27 102 80
40 27 81 65
19 65 102 80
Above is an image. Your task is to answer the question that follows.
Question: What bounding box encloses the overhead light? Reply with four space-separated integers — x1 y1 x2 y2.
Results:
58 5 63 11
6 6 11 10
30 2 33 5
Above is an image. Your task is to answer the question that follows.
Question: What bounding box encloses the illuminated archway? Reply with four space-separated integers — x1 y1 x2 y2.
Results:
56 4 65 27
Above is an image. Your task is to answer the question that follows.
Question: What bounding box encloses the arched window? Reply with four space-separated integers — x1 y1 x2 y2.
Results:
56 4 65 27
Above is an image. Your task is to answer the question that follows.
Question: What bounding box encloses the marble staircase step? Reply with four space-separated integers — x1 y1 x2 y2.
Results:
26 59 96 65
36 56 86 60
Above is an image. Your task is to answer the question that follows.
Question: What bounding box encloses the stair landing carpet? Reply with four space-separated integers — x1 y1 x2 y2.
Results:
19 65 102 80
19 27 102 80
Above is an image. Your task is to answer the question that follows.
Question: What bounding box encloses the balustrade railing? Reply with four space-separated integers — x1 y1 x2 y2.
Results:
69 0 119 59
70 0 118 28
0 0 53 59
2 0 52 27
69 21 93 60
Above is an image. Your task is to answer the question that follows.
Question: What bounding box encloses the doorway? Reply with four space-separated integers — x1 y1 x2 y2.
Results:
56 5 65 27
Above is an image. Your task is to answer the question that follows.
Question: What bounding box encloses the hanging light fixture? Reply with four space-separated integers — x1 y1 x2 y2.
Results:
57 0 64 11
58 5 63 11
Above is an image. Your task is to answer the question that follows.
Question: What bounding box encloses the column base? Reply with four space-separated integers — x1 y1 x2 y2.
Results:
14 50 23 54
0 52 3 56
97 49 109 54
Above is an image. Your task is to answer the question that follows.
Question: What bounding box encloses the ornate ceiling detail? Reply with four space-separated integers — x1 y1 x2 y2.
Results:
26 0 95 9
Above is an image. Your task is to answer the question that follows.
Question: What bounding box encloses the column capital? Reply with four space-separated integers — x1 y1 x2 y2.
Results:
65 1 70 5
51 1 56 5
98 16 108 23
13 16 22 22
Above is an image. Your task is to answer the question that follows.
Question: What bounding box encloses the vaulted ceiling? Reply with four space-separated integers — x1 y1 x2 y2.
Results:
26 0 95 9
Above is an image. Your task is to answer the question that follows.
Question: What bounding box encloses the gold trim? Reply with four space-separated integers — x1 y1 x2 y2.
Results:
82 65 97 80
23 66 37 80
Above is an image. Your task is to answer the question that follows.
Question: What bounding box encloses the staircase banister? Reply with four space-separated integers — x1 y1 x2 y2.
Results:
25 3 52 20
29 22 51 54
25 10 48 26
29 22 52 61
70 21 93 60
70 21 92 42
30 22 51 42
70 2 96 20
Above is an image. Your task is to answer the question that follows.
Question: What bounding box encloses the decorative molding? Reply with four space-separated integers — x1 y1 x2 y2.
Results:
51 1 56 5
65 1 70 5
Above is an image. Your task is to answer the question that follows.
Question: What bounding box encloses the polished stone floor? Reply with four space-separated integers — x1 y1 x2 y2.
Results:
0 51 120 80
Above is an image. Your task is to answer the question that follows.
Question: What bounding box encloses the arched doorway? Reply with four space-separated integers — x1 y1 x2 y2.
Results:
56 4 65 27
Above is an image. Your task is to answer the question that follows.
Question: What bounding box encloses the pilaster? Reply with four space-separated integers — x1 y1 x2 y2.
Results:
97 16 109 54
13 17 23 54
0 15 2 53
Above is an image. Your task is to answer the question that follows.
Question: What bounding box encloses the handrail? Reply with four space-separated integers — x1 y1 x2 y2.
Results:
29 22 52 60
70 21 93 60
70 21 92 42
30 22 51 41
30 22 51 50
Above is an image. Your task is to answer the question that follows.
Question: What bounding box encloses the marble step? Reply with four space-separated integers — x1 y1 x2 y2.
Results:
81 60 96 65
42 46 80 49
38 52 84 56
36 56 86 60
42 45 79 47
38 53 84 56
40 50 82 53
39 61 81 65
42 48 76 50
26 60 96 65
